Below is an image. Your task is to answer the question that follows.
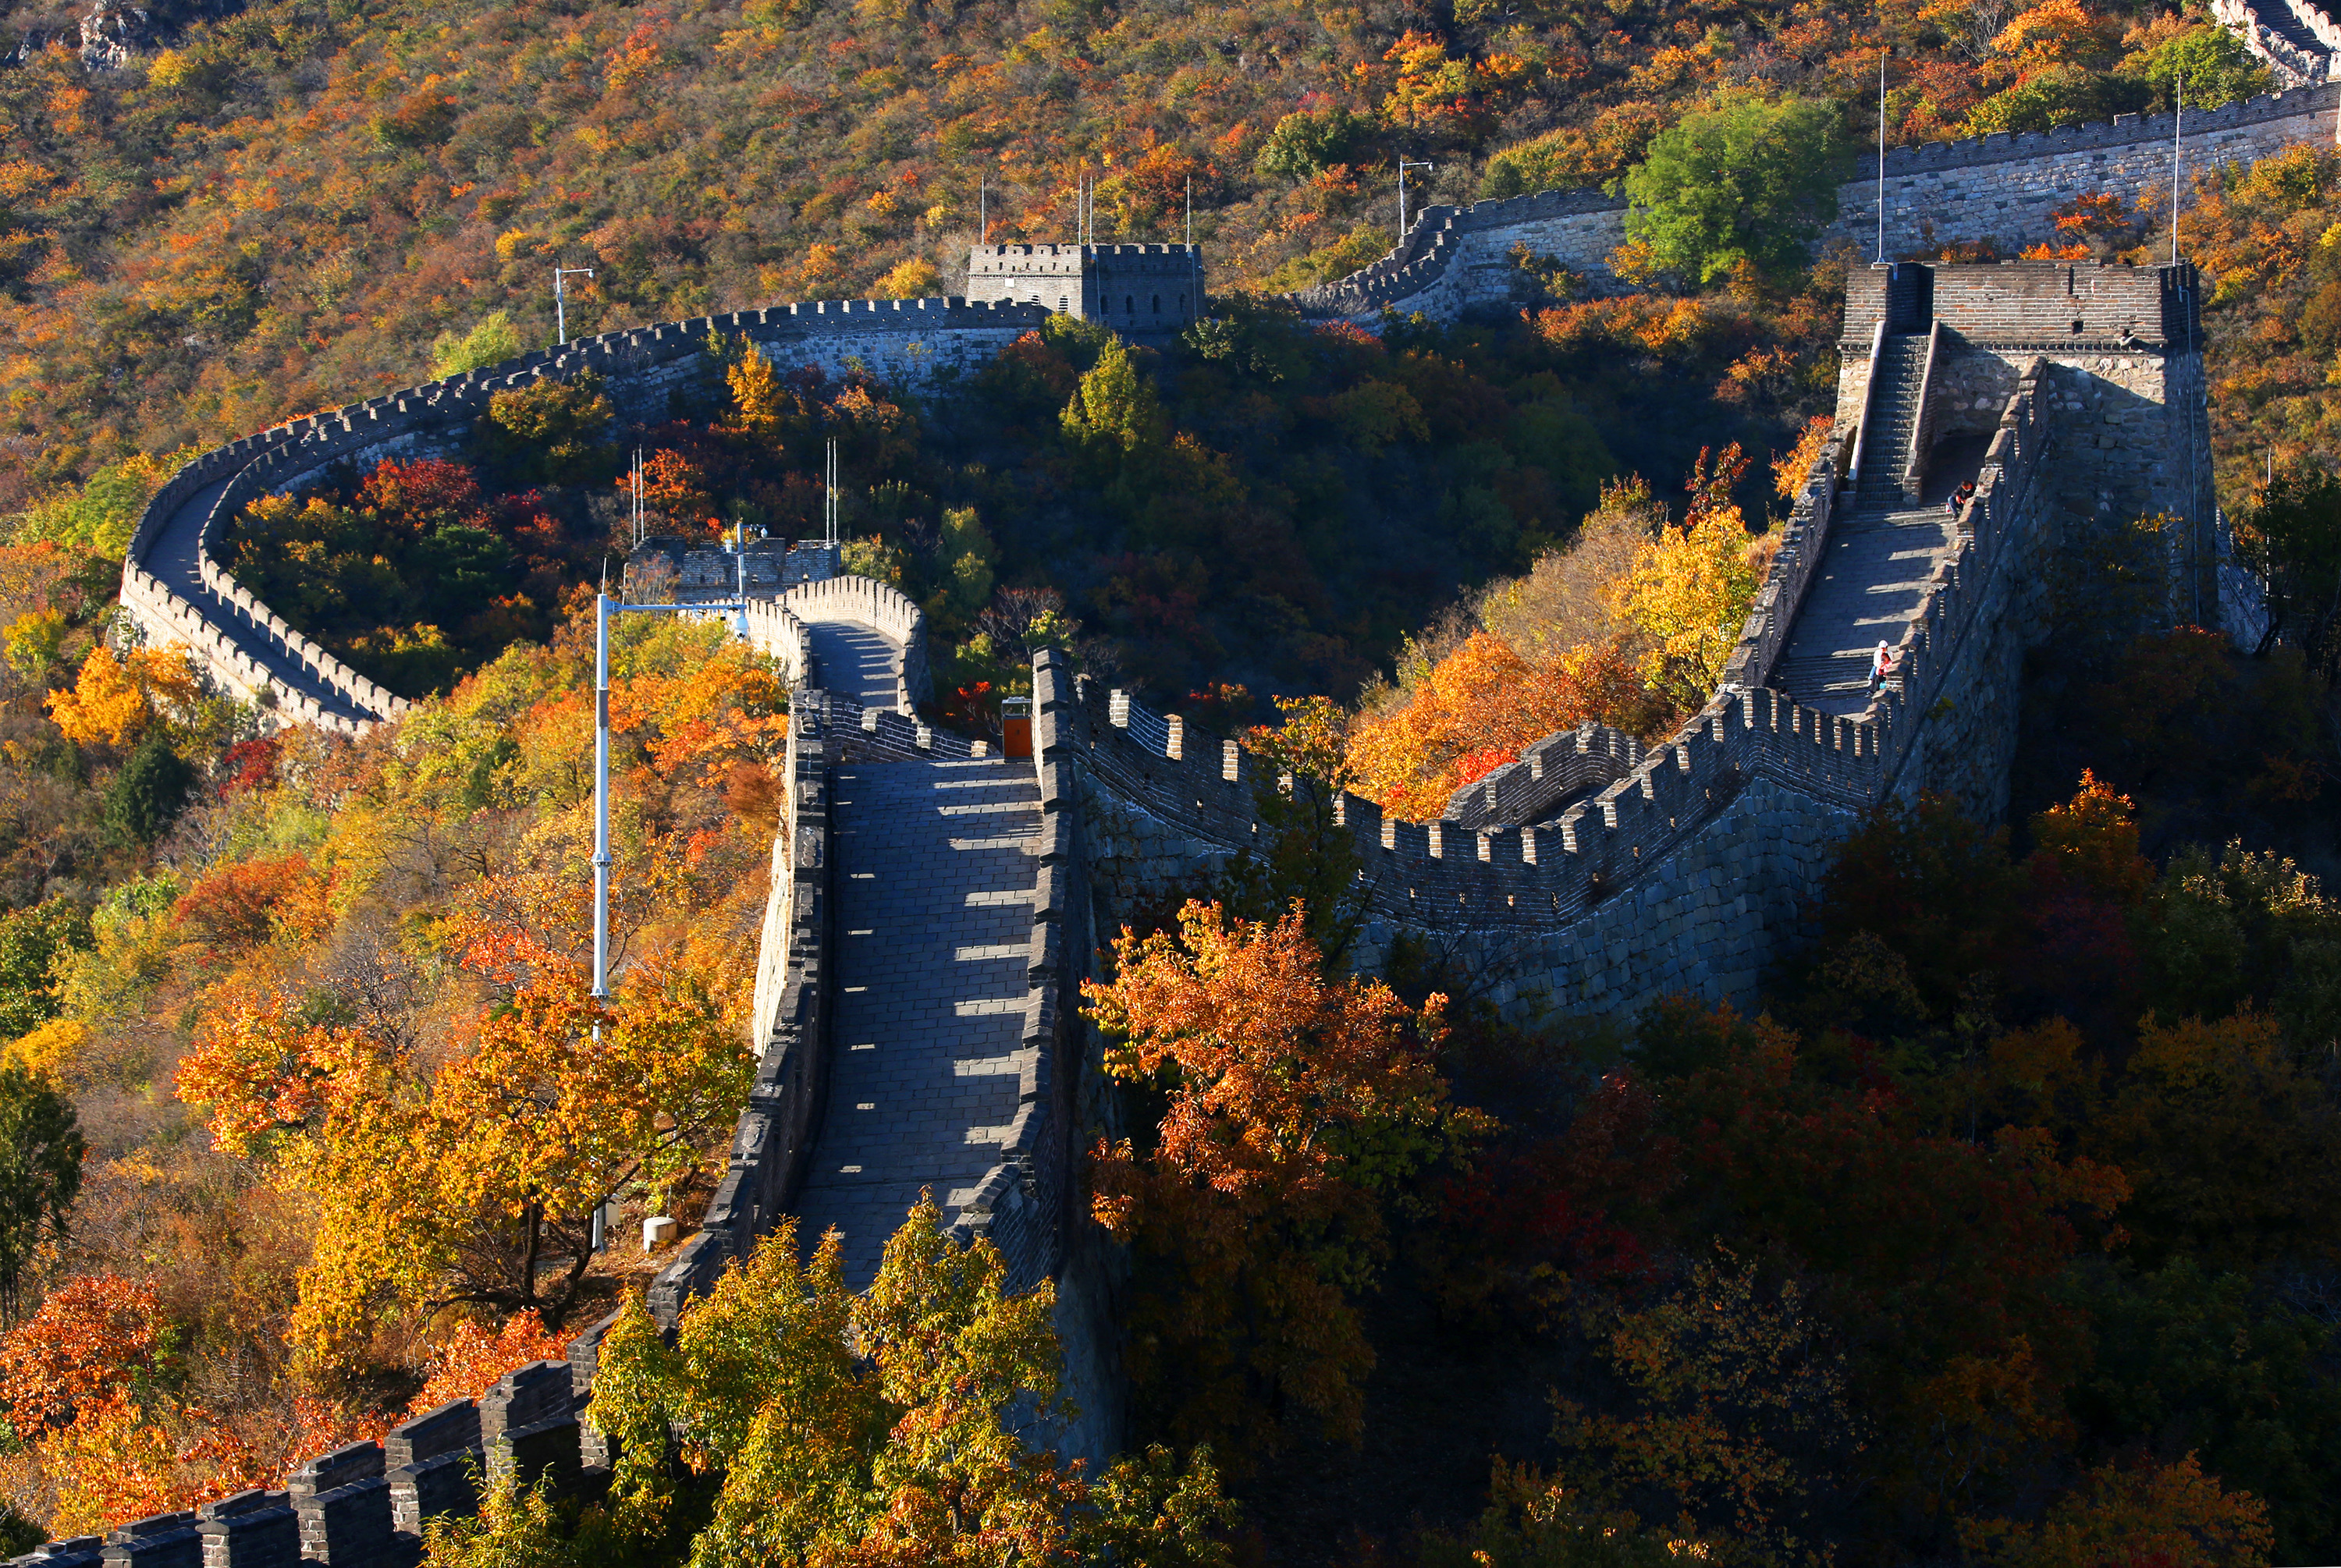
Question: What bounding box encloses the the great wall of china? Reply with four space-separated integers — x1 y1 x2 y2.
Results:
34 77 2288 1568
1295 80 2341 321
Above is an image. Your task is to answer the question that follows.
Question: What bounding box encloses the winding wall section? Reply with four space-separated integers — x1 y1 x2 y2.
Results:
1295 84 2341 322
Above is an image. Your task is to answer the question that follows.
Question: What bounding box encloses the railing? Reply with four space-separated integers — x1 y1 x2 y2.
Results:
1843 318 1888 504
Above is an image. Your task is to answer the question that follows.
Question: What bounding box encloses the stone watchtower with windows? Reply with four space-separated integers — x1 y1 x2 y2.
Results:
963 243 1206 332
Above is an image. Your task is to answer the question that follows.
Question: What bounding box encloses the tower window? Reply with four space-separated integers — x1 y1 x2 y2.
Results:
1126 295 1135 314
1152 294 1160 314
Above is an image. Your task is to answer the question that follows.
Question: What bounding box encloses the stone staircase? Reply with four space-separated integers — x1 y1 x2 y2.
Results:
2259 0 2333 73
1855 335 1928 508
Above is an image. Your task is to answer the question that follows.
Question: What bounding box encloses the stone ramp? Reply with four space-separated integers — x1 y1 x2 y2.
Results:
1771 504 1959 716
805 619 903 710
792 756 1041 1286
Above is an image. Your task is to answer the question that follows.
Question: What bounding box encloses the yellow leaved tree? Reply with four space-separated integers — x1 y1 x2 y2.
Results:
45 643 205 750
1611 442 1767 714
175 951 755 1368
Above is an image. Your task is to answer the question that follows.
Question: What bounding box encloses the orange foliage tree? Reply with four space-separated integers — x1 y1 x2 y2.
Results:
0 1274 271 1536
1346 633 1657 821
1082 901 1478 1466
176 952 753 1367
43 644 204 751
1963 1453 2275 1567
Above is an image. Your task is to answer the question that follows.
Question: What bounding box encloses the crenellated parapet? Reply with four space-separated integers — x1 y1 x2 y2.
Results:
782 575 932 712
1060 357 2063 1015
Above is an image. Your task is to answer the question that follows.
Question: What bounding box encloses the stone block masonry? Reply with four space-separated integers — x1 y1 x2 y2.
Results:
964 243 1206 332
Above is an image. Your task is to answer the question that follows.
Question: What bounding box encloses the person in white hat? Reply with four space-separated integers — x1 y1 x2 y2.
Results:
1868 640 1894 697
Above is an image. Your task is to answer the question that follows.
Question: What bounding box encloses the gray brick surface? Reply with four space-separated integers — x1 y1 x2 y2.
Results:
807 621 901 710
796 756 1040 1286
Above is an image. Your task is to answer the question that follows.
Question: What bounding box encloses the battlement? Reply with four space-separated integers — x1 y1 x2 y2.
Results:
1293 83 2338 325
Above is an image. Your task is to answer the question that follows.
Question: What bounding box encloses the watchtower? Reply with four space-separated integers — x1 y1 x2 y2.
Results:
1836 259 2213 622
963 243 1206 332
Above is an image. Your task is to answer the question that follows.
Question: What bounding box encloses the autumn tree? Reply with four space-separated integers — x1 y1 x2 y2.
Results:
531 1199 1234 1566
175 953 754 1366
1962 1453 2274 1568
1082 902 1477 1465
724 342 794 441
1224 695 1372 965
1554 1252 1867 1563
0 1273 266 1535
45 643 204 752
1620 92 1847 284
2239 459 2341 676
0 896 91 1039
1611 443 1764 714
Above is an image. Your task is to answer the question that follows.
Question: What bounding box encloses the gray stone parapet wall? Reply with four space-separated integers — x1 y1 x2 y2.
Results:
1068 366 2057 1013
1718 441 1847 697
741 594 814 686
943 647 1082 1287
1292 188 1627 319
119 296 1048 733
650 692 837 1326
2214 0 2332 87
1294 84 2341 325
8 1358 588 1568
781 575 933 711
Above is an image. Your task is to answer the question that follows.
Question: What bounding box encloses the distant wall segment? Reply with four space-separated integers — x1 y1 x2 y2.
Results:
1296 85 2341 324
120 297 1048 730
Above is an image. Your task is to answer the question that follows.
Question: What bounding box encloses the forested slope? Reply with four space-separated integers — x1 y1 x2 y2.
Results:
0 0 2268 512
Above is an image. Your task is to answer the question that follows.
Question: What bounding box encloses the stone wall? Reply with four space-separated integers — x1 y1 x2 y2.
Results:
10 1359 592 1568
1297 85 2341 324
1065 357 2062 1023
782 574 933 711
1851 264 2217 628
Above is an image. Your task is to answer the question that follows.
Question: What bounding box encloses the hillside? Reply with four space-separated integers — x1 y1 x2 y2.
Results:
0 0 2265 506
2 0 2341 1564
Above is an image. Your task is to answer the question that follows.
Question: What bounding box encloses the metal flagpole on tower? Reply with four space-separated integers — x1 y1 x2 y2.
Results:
1877 49 1888 264
2172 77 2183 264
1185 176 1192 247
980 173 987 245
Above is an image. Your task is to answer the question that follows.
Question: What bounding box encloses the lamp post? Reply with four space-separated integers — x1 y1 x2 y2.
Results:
591 576 751 999
554 265 595 347
1398 158 1436 243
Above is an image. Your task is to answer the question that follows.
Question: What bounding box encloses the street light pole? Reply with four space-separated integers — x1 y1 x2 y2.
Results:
591 587 752 999
1398 158 1436 244
554 265 595 347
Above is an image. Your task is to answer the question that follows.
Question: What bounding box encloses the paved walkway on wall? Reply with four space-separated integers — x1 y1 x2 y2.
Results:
1771 504 1959 715
803 619 902 710
1771 442 1992 717
792 756 1040 1286
142 470 378 725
